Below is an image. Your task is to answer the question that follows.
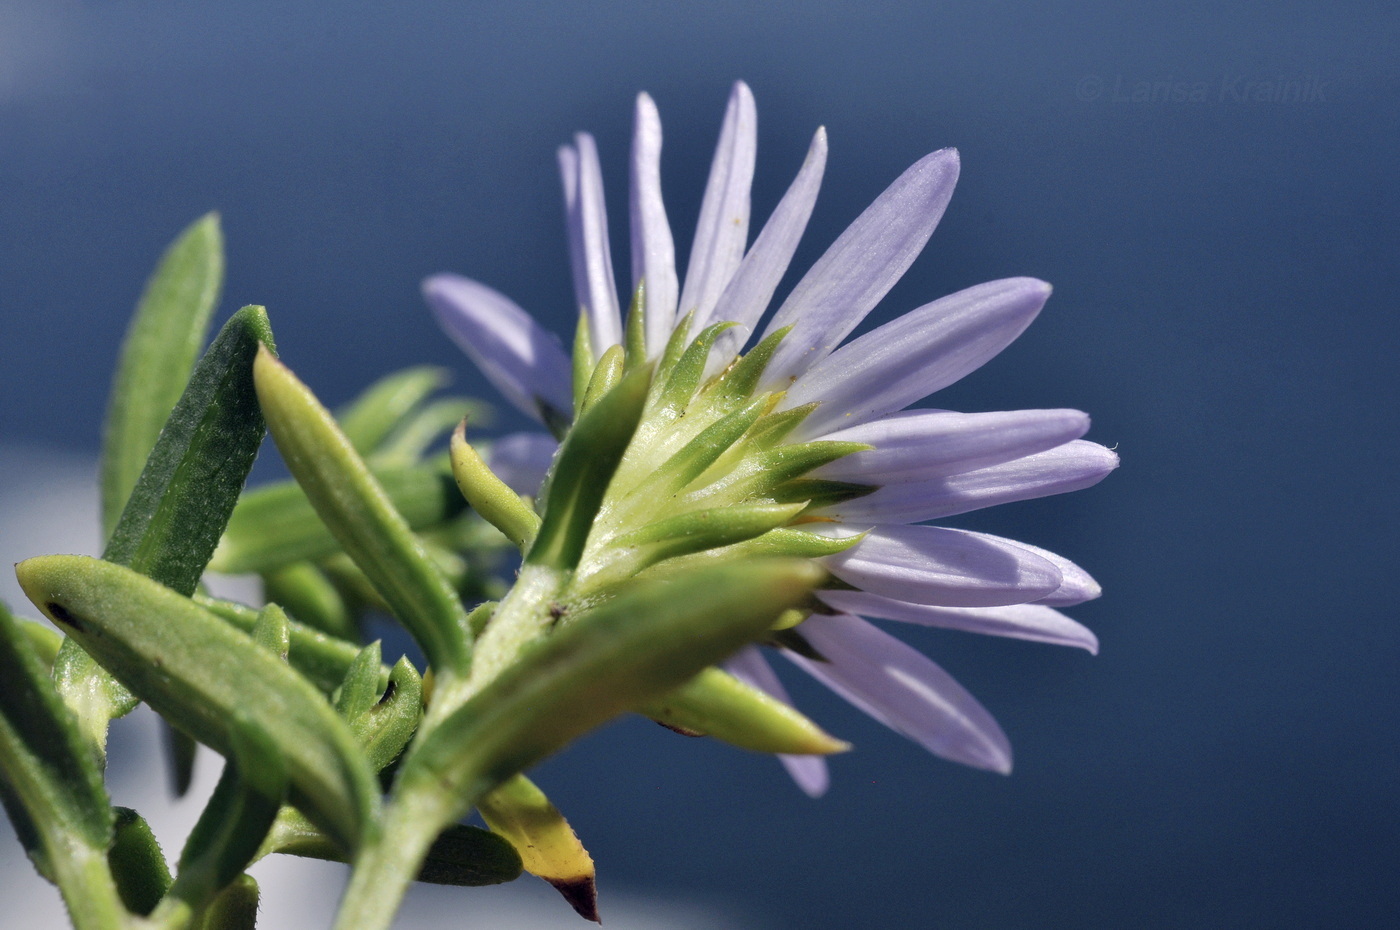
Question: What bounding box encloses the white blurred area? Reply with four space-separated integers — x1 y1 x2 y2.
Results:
0 446 757 929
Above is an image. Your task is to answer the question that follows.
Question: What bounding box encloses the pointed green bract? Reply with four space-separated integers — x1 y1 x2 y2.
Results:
336 366 449 454
659 321 735 411
579 344 625 413
101 212 225 538
641 666 849 755
211 460 466 575
253 347 472 675
528 364 651 572
17 556 379 852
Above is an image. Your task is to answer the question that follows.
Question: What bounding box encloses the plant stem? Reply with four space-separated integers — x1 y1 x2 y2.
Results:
330 780 485 930
50 840 137 930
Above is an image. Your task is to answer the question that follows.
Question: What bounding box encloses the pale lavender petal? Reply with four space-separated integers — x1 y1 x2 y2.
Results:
560 135 622 354
758 148 961 388
813 523 1062 607
484 431 558 498
825 440 1120 523
705 126 828 379
422 274 572 423
818 590 1098 653
678 81 757 328
813 408 1090 483
786 278 1051 437
629 92 679 357
785 614 1011 773
726 646 830 797
1008 539 1102 607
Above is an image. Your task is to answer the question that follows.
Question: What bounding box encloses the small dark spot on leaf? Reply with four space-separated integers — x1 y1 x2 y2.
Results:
46 602 83 632
378 679 398 705
548 603 567 621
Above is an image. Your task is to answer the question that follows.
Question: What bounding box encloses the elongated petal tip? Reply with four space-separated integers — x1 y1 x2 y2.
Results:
422 274 573 424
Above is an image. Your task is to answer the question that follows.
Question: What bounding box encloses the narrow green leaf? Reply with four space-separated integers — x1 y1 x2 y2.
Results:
0 601 114 873
478 775 598 921
102 212 225 538
266 809 521 887
171 745 284 912
641 666 849 755
449 422 541 551
109 807 173 916
261 562 357 641
528 364 651 571
212 461 466 575
336 366 449 454
654 309 695 382
60 305 277 762
18 556 380 852
393 559 825 829
254 348 472 674
104 305 275 593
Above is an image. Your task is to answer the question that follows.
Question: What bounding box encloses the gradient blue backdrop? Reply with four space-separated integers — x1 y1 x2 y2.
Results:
2 2 1397 927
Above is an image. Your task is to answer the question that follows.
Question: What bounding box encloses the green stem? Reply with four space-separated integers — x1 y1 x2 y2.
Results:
50 840 138 930
330 781 485 930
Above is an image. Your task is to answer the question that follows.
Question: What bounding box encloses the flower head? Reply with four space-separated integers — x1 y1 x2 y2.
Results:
425 82 1115 795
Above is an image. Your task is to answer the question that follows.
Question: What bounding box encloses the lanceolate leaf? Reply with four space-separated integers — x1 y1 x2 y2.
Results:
104 305 275 594
17 556 380 853
101 212 225 538
478 775 598 921
265 810 521 887
253 348 472 675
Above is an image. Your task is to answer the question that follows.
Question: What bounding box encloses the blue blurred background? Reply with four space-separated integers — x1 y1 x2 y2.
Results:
2 1 1397 927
